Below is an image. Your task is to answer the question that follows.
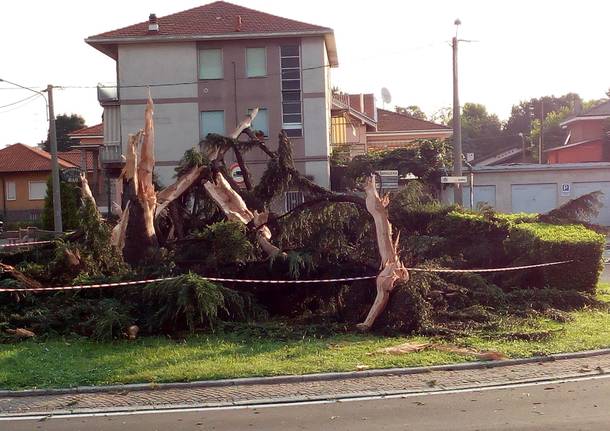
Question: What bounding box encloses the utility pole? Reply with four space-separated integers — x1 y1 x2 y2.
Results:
538 100 544 164
452 19 463 205
47 85 63 233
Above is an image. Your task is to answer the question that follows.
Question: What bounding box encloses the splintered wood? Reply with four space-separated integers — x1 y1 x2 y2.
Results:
357 174 409 331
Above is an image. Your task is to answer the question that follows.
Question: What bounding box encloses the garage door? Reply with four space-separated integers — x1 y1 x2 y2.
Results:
511 183 557 214
462 185 496 210
572 181 610 225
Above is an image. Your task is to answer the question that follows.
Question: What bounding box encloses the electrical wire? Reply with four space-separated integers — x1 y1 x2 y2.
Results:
0 93 39 109
0 94 44 114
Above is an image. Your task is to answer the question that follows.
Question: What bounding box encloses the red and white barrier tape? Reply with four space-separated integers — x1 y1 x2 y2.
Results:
408 260 572 273
0 240 55 249
0 260 572 293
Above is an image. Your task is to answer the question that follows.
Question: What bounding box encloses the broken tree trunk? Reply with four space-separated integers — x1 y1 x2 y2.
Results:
203 171 282 257
116 95 159 265
357 174 409 331
155 165 206 217
0 263 43 290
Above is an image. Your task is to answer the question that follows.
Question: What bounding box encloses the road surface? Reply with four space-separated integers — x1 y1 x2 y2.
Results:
3 375 610 431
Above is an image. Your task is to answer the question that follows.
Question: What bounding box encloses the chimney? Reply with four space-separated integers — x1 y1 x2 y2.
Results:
235 15 242 32
359 94 364 114
148 13 159 33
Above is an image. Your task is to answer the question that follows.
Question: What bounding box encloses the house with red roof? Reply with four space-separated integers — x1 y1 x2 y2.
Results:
86 1 338 191
545 99 610 163
330 92 452 158
0 144 77 221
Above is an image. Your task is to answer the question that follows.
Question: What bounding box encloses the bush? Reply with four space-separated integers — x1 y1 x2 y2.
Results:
41 177 81 231
142 273 260 333
504 223 605 292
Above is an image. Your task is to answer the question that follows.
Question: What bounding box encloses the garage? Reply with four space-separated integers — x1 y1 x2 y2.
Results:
511 183 557 214
572 181 610 225
462 185 496 209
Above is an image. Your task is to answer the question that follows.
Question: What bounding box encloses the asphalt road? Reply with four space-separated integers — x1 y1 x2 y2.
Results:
4 376 610 431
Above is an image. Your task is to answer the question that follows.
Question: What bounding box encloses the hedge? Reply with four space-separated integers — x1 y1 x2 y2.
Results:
392 205 605 293
504 223 605 293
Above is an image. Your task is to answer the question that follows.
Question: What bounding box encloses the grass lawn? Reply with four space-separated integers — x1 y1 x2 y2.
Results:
1 283 609 391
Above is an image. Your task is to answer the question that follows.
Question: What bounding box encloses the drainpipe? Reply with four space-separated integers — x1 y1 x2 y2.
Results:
0 177 6 220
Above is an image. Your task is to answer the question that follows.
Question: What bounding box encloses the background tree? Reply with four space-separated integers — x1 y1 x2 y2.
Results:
449 103 502 158
395 105 427 120
42 114 86 152
41 176 81 231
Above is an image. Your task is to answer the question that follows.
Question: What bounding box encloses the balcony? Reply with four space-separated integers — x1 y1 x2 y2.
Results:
100 144 123 164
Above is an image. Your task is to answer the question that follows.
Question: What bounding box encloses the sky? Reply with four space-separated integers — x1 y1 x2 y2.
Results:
1 0 608 148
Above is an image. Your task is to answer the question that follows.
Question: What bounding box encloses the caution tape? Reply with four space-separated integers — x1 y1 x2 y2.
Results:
0 260 572 293
407 260 572 273
0 240 55 249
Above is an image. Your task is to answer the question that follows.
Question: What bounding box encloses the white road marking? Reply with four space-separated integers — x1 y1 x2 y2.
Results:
2 372 609 421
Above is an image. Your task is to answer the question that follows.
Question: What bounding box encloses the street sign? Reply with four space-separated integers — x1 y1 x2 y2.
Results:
441 176 468 184
375 170 399 190
561 183 571 196
60 168 82 183
229 163 244 185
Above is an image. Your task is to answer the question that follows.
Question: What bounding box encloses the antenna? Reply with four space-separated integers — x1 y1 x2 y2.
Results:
381 87 392 110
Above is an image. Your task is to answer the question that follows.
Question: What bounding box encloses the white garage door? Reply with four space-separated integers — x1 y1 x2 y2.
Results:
462 185 496 209
511 183 557 214
572 181 610 225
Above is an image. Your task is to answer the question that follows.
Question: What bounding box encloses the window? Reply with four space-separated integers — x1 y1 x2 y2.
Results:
285 191 304 212
28 181 46 200
246 48 266 77
200 111 225 139
199 49 223 80
280 45 302 137
249 108 268 136
5 181 16 200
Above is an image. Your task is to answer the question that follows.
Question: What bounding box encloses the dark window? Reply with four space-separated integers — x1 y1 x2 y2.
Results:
282 91 301 101
284 128 303 137
281 45 300 57
280 45 302 132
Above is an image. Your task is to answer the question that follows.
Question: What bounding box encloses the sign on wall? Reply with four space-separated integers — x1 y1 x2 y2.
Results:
561 183 571 196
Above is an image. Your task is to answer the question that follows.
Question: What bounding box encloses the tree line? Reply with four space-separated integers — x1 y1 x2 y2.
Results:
396 88 610 161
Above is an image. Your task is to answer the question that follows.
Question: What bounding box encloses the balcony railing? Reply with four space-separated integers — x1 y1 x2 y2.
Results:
100 144 123 163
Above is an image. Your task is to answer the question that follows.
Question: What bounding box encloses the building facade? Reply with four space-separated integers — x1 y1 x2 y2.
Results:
545 100 610 163
86 1 338 188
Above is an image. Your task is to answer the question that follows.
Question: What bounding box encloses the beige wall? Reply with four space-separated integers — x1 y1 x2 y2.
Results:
1 172 49 214
114 37 332 187
441 165 610 215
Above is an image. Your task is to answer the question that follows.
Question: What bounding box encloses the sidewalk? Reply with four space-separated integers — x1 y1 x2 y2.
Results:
1 351 609 417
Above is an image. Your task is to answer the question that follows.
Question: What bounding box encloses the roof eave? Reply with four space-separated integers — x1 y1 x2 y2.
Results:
85 28 334 47
323 32 339 67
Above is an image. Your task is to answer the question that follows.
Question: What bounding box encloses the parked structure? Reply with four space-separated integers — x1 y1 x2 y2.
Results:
86 1 338 188
546 99 610 163
330 92 452 158
441 162 610 225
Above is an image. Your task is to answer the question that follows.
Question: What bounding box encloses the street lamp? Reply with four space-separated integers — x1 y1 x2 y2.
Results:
518 132 526 163
0 78 62 233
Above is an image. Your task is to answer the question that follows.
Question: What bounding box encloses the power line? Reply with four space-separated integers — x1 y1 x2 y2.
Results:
0 94 44 114
0 93 39 109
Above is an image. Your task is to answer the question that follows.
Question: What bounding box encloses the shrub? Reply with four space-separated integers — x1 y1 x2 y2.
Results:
504 223 605 292
142 273 260 333
41 177 81 231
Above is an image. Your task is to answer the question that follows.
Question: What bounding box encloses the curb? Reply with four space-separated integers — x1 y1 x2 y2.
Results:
2 348 610 398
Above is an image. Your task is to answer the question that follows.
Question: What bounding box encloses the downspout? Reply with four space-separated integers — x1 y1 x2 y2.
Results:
0 177 5 220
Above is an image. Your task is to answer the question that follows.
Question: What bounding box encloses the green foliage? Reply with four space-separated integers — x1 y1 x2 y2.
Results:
395 105 427 120
42 113 86 152
87 299 134 341
143 273 257 333
505 223 605 292
453 103 502 157
278 203 375 268
176 221 253 272
41 176 80 231
542 191 603 224
344 139 451 191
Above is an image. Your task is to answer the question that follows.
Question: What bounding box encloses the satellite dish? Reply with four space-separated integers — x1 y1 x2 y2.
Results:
381 87 392 105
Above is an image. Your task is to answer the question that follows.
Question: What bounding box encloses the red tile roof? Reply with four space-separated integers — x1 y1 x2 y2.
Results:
0 144 76 173
68 123 103 138
58 150 95 171
87 1 331 40
375 109 451 132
